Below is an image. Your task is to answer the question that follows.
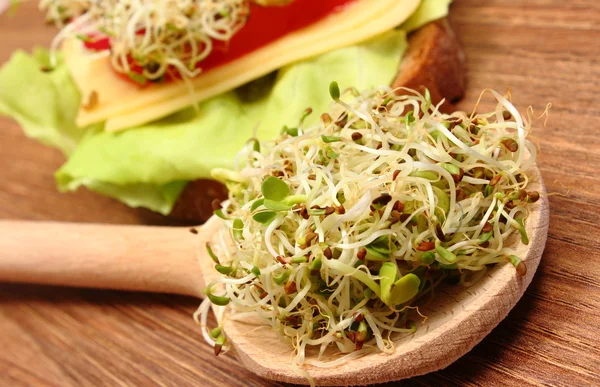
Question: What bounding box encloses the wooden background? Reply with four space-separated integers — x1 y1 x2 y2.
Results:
1 0 599 386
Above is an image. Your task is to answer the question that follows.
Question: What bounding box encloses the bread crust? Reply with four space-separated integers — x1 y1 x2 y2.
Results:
169 18 466 222
169 179 228 224
393 18 466 111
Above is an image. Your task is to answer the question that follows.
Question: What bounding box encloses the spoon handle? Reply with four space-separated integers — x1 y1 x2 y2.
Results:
0 221 205 296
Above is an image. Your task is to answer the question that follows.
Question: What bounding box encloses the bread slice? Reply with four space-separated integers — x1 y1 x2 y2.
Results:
169 179 229 224
393 18 466 112
169 18 466 223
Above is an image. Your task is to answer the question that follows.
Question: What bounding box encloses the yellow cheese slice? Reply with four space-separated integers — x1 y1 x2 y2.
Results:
65 0 420 131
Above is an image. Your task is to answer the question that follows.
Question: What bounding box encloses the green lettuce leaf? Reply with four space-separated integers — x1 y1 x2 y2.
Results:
401 0 452 33
0 48 94 155
0 50 185 212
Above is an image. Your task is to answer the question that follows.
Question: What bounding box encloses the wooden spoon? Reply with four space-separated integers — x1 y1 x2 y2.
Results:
0 166 549 386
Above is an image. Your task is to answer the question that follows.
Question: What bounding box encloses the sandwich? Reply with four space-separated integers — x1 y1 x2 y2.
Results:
0 0 465 222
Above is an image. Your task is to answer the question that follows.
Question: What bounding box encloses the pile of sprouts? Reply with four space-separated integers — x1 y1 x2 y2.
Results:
41 0 250 82
39 0 91 27
195 84 542 366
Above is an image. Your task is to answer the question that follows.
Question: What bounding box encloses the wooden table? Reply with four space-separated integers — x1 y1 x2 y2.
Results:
1 1 599 386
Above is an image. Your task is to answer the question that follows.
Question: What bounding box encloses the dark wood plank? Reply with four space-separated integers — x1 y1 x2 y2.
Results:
1 0 599 386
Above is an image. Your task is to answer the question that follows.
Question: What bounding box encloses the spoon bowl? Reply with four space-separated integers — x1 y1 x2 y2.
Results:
204 164 549 385
0 165 548 386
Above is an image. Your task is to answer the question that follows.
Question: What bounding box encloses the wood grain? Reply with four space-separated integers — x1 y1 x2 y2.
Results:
1 0 599 386
0 222 206 296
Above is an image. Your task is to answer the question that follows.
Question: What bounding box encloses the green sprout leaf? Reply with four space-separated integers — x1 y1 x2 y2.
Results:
365 246 389 261
127 71 148 86
232 218 244 241
433 186 450 215
514 217 529 245
309 257 322 276
249 138 260 153
365 235 391 260
251 198 265 211
281 194 307 206
213 209 229 220
326 148 340 159
329 81 341 101
321 135 341 143
443 163 461 176
388 273 421 305
405 111 416 126
264 199 293 211
204 287 230 306
419 251 435 265
379 262 397 305
261 176 289 201
273 270 291 285
299 107 313 124
424 88 432 105
215 264 234 275
435 245 457 264
281 125 299 137
411 266 428 292
410 170 439 181
210 327 222 338
94 25 112 35
484 184 494 197
75 34 92 42
206 243 219 264
253 211 276 224
251 198 277 224
479 231 493 243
